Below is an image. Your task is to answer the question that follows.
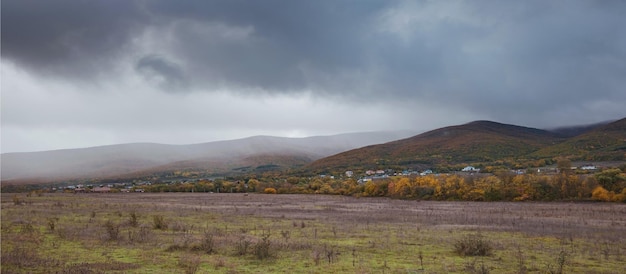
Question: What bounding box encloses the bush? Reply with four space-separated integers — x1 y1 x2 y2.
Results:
104 220 120 241
454 234 493 256
235 235 251 256
47 218 57 232
12 195 23 205
178 255 200 274
191 231 215 254
264 188 277 194
254 233 272 259
152 215 167 230
128 212 139 227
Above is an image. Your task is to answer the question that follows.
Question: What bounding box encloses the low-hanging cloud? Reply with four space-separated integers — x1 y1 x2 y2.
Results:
136 55 188 92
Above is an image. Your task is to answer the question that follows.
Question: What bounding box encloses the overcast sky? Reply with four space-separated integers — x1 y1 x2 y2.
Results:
2 0 625 153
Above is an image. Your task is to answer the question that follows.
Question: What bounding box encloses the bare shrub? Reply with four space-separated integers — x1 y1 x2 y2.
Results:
152 215 168 230
47 218 57 232
418 250 425 270
312 248 322 266
454 234 493 256
235 235 251 256
213 256 227 269
104 220 120 241
12 195 24 205
20 222 36 234
254 232 272 260
515 245 527 274
166 244 188 252
191 231 215 254
178 255 201 274
129 224 154 243
280 230 291 244
464 258 490 274
170 221 191 232
1 246 55 268
128 212 139 227
324 245 340 264
546 250 568 274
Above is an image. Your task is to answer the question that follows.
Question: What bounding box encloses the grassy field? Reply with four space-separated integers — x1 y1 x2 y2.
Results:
2 193 625 273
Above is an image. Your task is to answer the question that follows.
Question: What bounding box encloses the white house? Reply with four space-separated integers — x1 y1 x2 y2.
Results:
580 165 597 170
462 166 480 172
420 169 433 176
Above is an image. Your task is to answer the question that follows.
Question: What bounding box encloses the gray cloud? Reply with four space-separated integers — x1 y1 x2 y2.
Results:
136 55 188 91
2 0 625 152
1 0 148 81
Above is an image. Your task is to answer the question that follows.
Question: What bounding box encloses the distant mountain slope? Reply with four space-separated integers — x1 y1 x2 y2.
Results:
547 121 612 138
532 118 626 161
307 121 566 172
1 130 417 182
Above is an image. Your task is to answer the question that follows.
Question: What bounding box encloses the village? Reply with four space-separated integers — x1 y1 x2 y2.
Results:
37 162 605 195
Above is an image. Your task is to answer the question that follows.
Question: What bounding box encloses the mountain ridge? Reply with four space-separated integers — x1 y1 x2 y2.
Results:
3 118 624 184
307 118 625 173
1 130 417 182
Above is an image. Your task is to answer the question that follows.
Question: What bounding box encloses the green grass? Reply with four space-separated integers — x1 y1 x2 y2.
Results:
3 193 625 273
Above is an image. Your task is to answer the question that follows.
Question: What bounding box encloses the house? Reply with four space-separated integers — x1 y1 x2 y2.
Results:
462 166 480 172
580 165 597 171
420 169 433 176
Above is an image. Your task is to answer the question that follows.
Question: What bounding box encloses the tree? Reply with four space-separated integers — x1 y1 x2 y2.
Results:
595 168 626 192
591 186 611 201
557 158 572 174
247 179 260 192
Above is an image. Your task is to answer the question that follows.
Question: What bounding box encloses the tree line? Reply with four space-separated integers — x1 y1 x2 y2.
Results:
136 167 626 202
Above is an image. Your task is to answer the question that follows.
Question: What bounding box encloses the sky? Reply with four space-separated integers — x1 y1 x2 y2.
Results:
2 0 625 153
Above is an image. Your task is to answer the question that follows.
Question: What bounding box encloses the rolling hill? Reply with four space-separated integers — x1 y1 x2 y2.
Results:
3 118 624 184
307 119 626 173
532 117 626 161
1 130 416 183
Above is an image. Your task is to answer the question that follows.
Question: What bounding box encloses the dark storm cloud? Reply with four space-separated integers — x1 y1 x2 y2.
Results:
1 0 148 80
2 0 626 121
136 55 188 91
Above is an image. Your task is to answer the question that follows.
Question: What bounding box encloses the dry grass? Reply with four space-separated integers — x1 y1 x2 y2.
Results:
2 192 626 273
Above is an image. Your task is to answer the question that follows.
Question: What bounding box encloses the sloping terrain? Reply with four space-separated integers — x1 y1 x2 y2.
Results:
308 121 565 172
1 130 416 182
309 118 626 173
547 121 611 138
532 118 626 161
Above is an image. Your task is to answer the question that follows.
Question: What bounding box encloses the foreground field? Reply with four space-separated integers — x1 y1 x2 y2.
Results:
2 193 625 273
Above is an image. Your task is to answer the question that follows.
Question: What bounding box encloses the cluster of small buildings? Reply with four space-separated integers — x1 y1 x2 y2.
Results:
352 168 436 184
52 181 151 193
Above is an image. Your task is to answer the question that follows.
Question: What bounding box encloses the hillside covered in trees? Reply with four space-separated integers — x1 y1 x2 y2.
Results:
307 118 626 174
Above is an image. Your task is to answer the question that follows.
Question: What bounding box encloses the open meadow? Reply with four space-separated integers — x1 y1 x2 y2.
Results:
2 192 625 273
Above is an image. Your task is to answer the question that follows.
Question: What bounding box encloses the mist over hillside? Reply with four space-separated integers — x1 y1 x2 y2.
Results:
1 130 417 182
4 117 624 184
546 120 613 138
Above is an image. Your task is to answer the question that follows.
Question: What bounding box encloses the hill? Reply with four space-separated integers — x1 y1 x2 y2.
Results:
1 130 416 183
307 121 566 173
547 121 611 138
531 118 626 161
